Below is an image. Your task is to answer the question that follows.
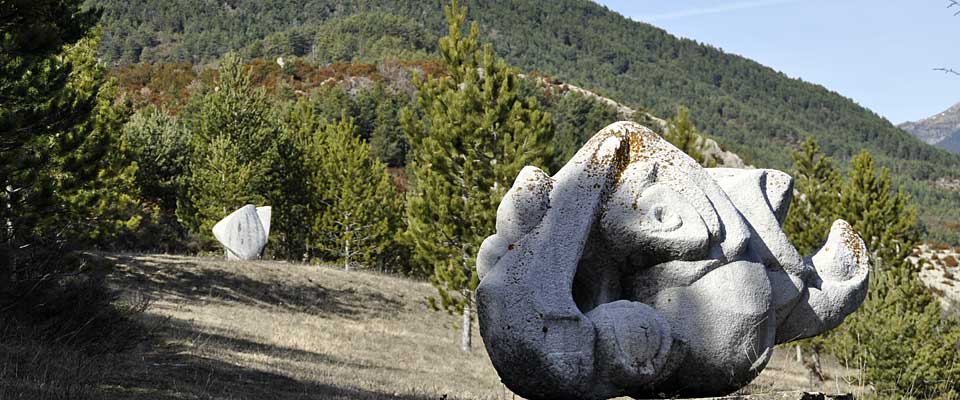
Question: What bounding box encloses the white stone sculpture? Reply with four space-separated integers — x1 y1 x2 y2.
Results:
476 122 869 399
212 204 271 260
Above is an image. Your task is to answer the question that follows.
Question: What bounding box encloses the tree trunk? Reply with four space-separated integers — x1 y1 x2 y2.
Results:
344 237 351 271
223 205 229 260
3 186 12 243
461 301 472 352
811 348 823 381
795 344 802 364
0 185 12 296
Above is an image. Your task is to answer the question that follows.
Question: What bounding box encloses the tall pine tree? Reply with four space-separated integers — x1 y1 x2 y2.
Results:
309 117 401 270
785 146 960 396
183 53 275 236
1 0 98 255
402 0 552 352
265 99 321 261
783 138 841 255
51 32 142 245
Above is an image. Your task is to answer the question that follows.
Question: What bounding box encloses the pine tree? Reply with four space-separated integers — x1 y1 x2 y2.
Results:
0 0 147 335
1 23 142 249
664 106 709 166
189 135 260 234
265 99 321 261
183 53 275 235
123 105 191 212
550 91 619 170
816 151 960 396
782 139 846 378
402 0 552 352
1 0 99 254
50 33 142 245
309 117 401 270
783 138 841 255
837 152 918 264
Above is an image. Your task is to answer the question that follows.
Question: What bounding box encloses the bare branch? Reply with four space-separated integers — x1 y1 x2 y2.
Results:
934 67 960 76
950 0 960 15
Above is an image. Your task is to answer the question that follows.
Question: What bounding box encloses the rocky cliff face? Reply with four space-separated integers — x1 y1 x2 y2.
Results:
899 102 960 154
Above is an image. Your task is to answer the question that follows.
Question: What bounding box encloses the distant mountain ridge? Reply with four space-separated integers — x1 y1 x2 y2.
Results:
899 103 960 154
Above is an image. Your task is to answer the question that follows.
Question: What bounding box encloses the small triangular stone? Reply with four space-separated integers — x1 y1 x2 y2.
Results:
212 204 268 260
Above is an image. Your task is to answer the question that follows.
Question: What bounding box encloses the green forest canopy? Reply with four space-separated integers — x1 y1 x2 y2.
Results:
88 0 960 243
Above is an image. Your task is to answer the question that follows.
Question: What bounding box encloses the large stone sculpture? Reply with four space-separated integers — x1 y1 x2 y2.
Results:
212 204 271 260
476 122 869 399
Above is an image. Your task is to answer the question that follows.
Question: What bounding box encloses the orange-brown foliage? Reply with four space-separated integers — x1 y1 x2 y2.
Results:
111 63 197 110
945 255 959 268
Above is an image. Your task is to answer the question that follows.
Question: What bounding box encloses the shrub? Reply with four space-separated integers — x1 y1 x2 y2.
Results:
946 256 959 268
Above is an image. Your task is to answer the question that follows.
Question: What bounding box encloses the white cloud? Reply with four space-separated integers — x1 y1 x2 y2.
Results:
639 0 802 22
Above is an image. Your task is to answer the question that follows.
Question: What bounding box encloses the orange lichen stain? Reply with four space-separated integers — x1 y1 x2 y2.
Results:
628 132 648 163
839 223 866 265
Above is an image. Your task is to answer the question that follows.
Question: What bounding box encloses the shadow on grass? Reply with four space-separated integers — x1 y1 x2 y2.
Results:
2 254 439 400
107 254 403 319
98 315 433 400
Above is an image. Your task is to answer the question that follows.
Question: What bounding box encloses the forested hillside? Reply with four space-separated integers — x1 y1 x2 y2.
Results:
87 0 960 242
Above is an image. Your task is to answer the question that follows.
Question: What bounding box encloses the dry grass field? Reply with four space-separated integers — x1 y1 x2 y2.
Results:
0 254 865 399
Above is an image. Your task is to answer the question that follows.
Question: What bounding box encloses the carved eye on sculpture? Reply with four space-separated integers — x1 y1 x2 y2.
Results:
636 187 683 232
601 175 710 262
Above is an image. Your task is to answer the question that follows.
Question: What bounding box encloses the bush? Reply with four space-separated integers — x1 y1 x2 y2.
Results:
945 256 958 268
826 265 960 398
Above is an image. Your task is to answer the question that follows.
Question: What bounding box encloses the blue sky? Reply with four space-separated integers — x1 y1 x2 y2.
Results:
595 0 960 124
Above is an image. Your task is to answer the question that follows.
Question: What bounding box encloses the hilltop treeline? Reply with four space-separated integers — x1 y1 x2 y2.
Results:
89 0 960 242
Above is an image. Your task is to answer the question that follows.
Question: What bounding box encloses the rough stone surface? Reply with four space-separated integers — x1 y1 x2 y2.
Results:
212 204 271 261
476 122 870 400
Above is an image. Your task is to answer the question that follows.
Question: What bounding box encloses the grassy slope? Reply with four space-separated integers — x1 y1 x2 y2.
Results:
0 254 867 399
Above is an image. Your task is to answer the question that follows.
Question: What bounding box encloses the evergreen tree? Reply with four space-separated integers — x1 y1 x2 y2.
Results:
837 152 918 263
664 106 709 166
50 33 142 245
369 86 409 167
1 0 99 254
188 135 260 235
123 105 191 213
183 53 275 235
783 138 841 255
549 91 619 170
0 0 147 340
265 99 321 261
402 0 552 352
809 151 960 397
309 117 401 270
